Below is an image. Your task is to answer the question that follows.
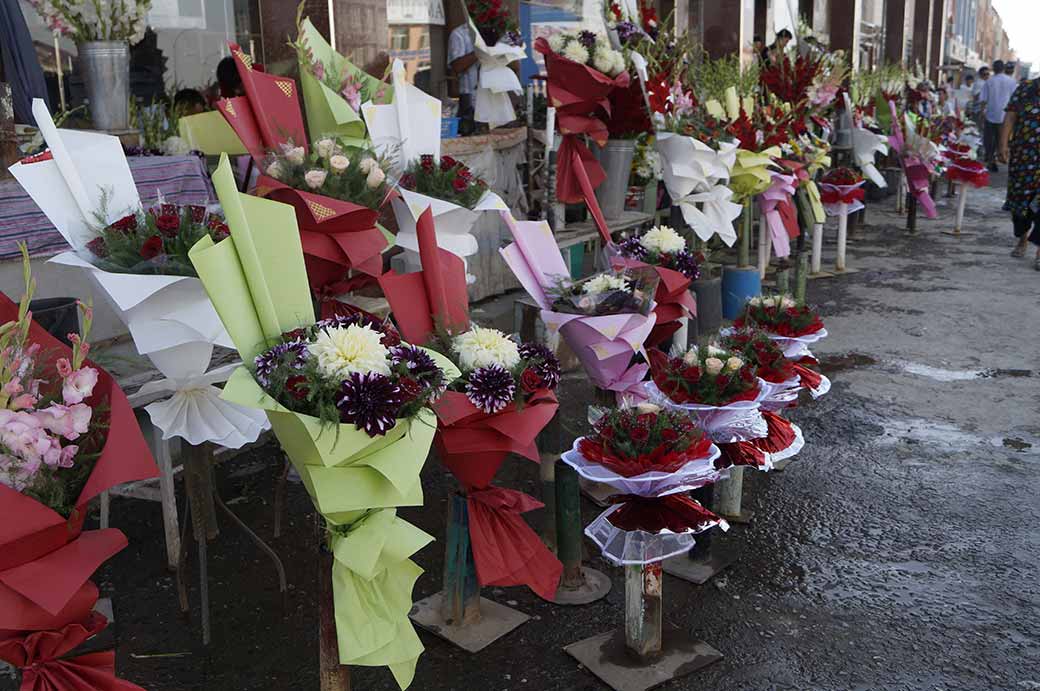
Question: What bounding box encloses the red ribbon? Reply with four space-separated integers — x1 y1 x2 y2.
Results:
819 186 866 205
715 440 768 469
0 613 144 691
791 361 824 392
605 494 722 533
466 488 562 601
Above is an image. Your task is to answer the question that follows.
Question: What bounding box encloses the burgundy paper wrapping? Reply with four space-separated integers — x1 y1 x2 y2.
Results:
381 209 562 598
606 493 723 533
0 294 156 691
534 38 629 243
223 44 307 158
819 185 866 204
747 410 798 457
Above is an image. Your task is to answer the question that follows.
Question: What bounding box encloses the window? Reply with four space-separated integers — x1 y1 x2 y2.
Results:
390 27 410 51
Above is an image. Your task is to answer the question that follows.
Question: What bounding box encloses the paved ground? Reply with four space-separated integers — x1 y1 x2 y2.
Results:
5 172 1038 691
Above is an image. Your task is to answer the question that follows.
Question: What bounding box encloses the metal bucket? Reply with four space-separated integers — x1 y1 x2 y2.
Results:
593 139 636 221
79 41 130 130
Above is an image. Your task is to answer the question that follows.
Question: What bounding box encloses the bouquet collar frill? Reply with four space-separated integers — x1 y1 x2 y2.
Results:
392 154 508 282
215 44 391 296
818 167 867 216
379 209 563 599
189 155 457 688
653 85 743 246
0 251 157 691
295 15 393 149
535 33 629 242
611 225 699 348
645 344 781 470
500 214 657 401
942 142 990 189
8 99 268 449
562 404 727 565
464 0 526 128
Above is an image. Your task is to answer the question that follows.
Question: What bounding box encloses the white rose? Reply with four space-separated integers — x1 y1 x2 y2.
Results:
635 402 661 415
265 161 284 179
329 154 350 173
682 349 699 365
781 296 796 309
358 157 377 174
562 41 589 65
366 165 386 189
704 357 724 376
285 146 306 165
725 356 743 372
304 169 327 189
315 138 336 158
747 296 762 307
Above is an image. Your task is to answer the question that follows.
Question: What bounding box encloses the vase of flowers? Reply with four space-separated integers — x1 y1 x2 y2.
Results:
30 1 153 130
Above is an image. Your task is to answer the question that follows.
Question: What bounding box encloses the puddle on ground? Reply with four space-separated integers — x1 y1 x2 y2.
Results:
821 353 1034 382
875 417 1039 455
819 352 877 374
1003 438 1033 452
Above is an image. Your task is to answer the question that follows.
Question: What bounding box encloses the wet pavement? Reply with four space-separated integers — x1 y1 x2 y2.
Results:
5 172 1039 690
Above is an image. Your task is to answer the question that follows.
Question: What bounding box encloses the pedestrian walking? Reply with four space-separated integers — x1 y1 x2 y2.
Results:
979 60 1018 171
999 76 1040 269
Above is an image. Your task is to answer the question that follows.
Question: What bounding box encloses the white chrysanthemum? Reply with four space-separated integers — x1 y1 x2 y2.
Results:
308 324 390 380
639 225 686 254
593 47 616 76
548 33 566 53
610 50 626 77
563 41 590 65
162 136 191 156
582 273 629 295
452 326 521 371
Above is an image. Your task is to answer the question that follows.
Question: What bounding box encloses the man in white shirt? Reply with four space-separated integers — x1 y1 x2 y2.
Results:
979 60 1018 171
448 23 479 135
952 74 974 114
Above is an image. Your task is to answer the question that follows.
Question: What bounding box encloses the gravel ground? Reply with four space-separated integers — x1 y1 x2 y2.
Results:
5 170 1038 691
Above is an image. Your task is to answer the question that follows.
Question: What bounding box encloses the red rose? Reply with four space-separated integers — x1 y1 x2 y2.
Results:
420 154 435 171
156 213 181 237
159 203 178 216
440 155 458 171
599 425 615 440
380 326 402 348
630 426 649 443
398 377 423 403
283 328 307 341
680 365 700 382
399 173 416 189
636 412 657 427
286 375 310 400
187 205 206 222
661 428 679 442
110 214 138 233
457 166 472 181
86 236 108 258
139 235 164 259
739 367 756 383
452 176 468 192
520 367 542 393
210 222 230 239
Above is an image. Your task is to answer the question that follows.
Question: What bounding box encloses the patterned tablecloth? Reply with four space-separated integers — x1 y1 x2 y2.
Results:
0 155 215 260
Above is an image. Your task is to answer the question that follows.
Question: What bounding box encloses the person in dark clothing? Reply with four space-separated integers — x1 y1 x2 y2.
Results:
216 56 244 98
764 29 793 65
173 88 207 115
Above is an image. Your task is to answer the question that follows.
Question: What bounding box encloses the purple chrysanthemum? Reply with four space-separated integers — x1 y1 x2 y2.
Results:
336 372 402 437
518 343 562 389
670 249 701 280
578 30 598 48
505 30 523 47
254 340 308 386
615 21 640 44
465 365 516 414
618 235 648 260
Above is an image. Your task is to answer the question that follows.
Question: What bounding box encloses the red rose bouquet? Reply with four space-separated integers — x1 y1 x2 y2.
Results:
734 294 825 338
647 344 758 407
466 0 521 46
84 202 229 276
398 154 488 210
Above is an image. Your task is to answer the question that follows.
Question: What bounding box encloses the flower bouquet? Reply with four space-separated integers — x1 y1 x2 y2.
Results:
256 138 392 292
942 142 990 189
720 327 829 403
380 209 563 599
464 0 526 128
818 166 867 216
361 59 441 172
392 154 508 278
190 155 458 688
547 267 658 317
295 15 392 149
653 83 743 245
215 45 400 292
562 404 727 566
10 99 268 449
0 249 157 691
534 32 629 241
734 294 827 360
756 169 800 258
604 0 659 47
613 225 699 348
645 344 771 469
500 214 656 399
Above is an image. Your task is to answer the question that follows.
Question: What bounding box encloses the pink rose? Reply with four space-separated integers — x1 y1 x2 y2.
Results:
34 403 92 441
56 358 73 378
304 169 328 190
62 367 98 405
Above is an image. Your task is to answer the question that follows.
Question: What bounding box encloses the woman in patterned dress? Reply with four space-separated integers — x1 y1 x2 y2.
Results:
999 77 1040 269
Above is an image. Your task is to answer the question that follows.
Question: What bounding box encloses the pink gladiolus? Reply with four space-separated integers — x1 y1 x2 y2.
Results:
0 409 63 472
62 367 98 404
342 79 362 112
10 393 38 410
34 403 92 441
313 60 325 81
56 357 73 378
58 444 79 468
2 376 23 397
